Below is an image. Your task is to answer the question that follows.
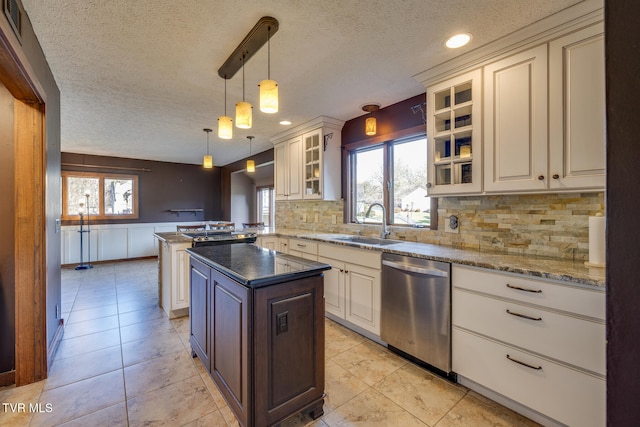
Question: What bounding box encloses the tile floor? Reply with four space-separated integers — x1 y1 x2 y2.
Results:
0 259 540 427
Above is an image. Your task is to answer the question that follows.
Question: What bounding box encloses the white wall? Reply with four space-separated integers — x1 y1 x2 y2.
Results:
230 171 255 227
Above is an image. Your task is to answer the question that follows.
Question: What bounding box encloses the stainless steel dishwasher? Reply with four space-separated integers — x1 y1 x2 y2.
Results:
381 252 451 374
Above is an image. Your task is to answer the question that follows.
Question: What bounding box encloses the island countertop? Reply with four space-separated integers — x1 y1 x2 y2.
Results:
187 243 330 288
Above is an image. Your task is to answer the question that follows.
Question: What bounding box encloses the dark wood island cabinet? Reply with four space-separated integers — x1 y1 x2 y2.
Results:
186 244 330 427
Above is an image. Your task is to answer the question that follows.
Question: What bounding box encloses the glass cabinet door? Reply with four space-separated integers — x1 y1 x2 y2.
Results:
303 129 322 199
427 69 481 195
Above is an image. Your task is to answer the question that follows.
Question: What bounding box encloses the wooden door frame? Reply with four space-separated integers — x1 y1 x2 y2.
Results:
1 24 48 386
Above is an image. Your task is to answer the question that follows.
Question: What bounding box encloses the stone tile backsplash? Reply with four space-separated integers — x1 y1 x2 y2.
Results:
275 192 605 261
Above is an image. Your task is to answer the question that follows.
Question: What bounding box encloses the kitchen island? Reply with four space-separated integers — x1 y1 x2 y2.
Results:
186 244 330 427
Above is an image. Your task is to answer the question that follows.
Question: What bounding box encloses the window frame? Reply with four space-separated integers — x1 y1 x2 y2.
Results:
61 171 139 221
256 185 275 227
345 133 438 230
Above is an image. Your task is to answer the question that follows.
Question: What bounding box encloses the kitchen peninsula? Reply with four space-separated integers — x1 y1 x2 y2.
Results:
186 244 330 427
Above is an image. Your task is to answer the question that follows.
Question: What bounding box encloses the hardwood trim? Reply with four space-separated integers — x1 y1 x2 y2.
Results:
14 99 47 386
0 370 16 387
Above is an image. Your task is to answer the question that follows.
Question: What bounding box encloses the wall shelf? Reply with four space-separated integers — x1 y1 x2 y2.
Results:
168 209 203 216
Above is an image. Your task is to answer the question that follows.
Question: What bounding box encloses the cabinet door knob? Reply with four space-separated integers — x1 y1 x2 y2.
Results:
538 175 545 181
426 182 432 188
552 174 559 179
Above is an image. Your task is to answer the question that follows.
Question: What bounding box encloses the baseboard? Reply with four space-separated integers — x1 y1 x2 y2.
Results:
0 370 16 387
61 255 157 268
47 319 64 367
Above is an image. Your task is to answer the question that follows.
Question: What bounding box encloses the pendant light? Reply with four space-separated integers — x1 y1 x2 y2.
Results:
218 78 233 139
246 136 255 173
203 128 213 168
236 54 252 129
362 104 380 136
259 25 278 113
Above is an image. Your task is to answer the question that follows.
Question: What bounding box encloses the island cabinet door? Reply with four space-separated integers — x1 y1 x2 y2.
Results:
253 276 325 426
189 258 211 371
210 270 252 427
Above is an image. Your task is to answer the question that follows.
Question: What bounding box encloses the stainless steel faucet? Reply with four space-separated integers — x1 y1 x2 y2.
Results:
365 203 390 239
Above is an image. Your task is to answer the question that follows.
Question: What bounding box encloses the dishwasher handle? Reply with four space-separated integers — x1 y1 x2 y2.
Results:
382 259 449 278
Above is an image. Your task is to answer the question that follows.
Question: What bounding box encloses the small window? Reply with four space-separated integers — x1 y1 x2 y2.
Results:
62 171 139 220
257 186 274 227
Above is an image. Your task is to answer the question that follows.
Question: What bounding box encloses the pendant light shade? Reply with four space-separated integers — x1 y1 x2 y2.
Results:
203 128 213 169
203 155 213 169
259 25 278 113
236 101 252 129
362 103 381 136
259 79 278 113
365 117 377 136
218 78 233 139
218 115 233 139
236 55 252 129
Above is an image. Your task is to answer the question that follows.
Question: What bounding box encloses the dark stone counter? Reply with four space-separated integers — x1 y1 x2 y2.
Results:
186 243 330 288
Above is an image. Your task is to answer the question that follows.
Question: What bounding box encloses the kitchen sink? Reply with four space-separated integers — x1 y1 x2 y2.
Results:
334 236 401 246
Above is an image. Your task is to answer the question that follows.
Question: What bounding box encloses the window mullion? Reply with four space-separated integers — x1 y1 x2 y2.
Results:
383 142 391 226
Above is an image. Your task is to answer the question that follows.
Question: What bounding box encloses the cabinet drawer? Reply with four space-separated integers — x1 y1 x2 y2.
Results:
452 264 605 319
317 243 381 269
453 328 605 427
453 289 605 375
288 238 318 256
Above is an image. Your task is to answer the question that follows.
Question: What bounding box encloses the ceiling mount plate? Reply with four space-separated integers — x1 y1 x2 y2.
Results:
217 16 279 79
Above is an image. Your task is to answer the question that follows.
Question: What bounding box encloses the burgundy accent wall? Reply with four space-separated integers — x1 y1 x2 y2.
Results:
606 1 640 425
61 153 223 224
342 93 426 147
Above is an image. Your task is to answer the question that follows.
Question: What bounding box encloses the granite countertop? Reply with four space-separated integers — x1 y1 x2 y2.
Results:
154 231 193 244
256 229 606 289
186 244 331 288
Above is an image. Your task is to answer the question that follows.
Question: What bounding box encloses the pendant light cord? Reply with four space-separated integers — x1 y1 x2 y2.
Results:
224 78 227 116
242 54 246 102
267 26 271 80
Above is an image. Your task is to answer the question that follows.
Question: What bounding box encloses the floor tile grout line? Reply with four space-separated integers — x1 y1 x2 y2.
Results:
113 265 132 427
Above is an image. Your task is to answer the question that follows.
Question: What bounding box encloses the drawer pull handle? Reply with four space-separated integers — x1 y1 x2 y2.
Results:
506 309 542 321
506 283 542 293
296 244 307 248
506 354 542 370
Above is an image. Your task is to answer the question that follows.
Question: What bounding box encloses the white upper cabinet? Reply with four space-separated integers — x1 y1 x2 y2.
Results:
427 69 482 195
548 23 605 190
272 116 344 201
483 45 549 192
274 136 302 200
418 5 605 196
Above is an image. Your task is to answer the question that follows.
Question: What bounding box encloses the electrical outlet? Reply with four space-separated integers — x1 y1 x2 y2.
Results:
302 213 307 222
331 214 337 224
445 215 460 233
314 213 319 223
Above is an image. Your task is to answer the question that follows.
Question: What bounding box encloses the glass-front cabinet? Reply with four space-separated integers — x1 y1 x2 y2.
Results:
303 129 322 199
427 69 482 195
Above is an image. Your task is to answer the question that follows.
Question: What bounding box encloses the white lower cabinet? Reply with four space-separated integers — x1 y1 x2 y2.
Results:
452 264 605 426
287 238 318 261
318 244 381 337
160 240 190 319
255 236 278 250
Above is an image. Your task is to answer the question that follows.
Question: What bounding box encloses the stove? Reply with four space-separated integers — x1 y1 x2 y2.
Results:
183 230 257 247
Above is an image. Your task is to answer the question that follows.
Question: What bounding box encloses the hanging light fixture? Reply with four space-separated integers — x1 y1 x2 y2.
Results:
203 128 213 168
259 25 278 113
236 54 252 129
362 104 381 136
218 78 233 139
246 136 255 173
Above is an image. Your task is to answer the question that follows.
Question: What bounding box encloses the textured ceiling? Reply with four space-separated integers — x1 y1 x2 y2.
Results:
21 0 583 166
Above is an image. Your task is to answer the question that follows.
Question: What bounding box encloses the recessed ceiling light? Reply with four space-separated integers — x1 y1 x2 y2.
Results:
445 33 472 49
279 120 292 125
